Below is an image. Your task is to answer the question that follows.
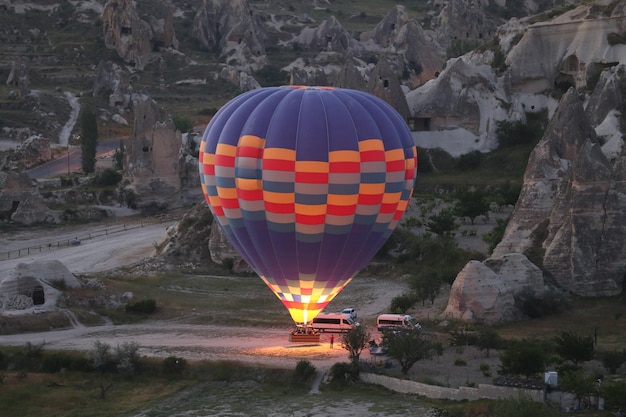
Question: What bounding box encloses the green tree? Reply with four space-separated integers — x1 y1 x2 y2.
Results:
89 340 112 373
383 328 435 374
400 215 421 230
483 217 508 253
602 379 626 410
115 341 140 377
554 330 594 366
426 208 458 236
409 271 442 306
499 339 547 378
79 106 98 173
559 368 598 409
172 114 193 133
456 150 483 171
113 139 125 170
341 324 370 371
454 188 490 225
476 328 503 357
601 349 626 374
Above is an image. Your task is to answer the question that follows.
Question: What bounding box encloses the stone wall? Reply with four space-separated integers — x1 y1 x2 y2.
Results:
360 373 545 402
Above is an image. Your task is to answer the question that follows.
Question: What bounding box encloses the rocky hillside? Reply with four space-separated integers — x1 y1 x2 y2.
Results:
2 0 626 323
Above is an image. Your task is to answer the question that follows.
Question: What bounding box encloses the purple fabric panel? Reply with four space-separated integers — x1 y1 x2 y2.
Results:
334 89 383 141
295 89 330 161
202 89 274 152
327 222 373 279
314 232 352 283
265 89 303 150
321 92 359 152
267 229 299 284
239 220 286 284
241 88 290 139
296 240 323 276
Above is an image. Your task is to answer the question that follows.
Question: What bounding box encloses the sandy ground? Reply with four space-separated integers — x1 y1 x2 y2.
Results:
0 216 175 277
0 210 507 416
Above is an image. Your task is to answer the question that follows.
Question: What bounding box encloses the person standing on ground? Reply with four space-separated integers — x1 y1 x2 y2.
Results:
330 334 334 349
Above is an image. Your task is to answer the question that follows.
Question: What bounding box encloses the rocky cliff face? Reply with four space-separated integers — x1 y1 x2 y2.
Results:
123 97 183 209
360 6 444 89
0 172 52 225
102 0 178 70
190 0 267 70
444 80 626 323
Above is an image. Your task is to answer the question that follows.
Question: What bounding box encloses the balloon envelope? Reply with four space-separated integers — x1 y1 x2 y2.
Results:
199 86 417 324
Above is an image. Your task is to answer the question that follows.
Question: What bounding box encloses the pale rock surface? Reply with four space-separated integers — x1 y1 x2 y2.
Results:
123 97 182 209
360 5 444 87
0 171 52 225
443 260 520 323
293 15 363 55
102 0 178 70
190 0 267 70
445 84 626 323
92 60 132 111
0 260 79 312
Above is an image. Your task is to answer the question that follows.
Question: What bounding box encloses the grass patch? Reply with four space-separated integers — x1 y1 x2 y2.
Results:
495 294 626 350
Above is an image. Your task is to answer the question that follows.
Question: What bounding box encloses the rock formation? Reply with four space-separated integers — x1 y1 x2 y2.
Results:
156 201 251 273
123 97 182 209
293 15 364 55
3 135 52 171
445 84 626 323
0 171 51 225
434 0 499 50
5 61 30 98
367 57 411 120
0 260 79 311
506 4 626 93
360 5 444 87
190 0 267 70
102 0 178 70
406 57 509 155
92 60 133 111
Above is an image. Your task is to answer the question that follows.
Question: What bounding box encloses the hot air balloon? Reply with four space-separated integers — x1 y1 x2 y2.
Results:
199 86 417 326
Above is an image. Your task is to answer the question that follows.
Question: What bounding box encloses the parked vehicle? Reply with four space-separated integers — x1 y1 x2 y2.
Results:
341 307 357 320
311 313 356 332
376 314 421 331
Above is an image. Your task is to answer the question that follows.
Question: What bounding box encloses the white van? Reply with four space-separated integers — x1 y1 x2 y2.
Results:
377 314 421 331
311 313 356 333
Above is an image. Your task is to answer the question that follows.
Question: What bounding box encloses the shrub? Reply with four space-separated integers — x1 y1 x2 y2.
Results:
12 342 45 372
172 115 193 133
115 341 140 377
163 356 187 375
514 288 569 319
603 379 626 410
390 293 417 313
293 360 316 384
496 120 542 148
454 358 467 366
41 352 74 373
480 363 492 377
327 362 357 385
499 339 547 378
125 298 157 314
554 330 595 366
456 150 483 171
601 349 626 374
93 168 122 187
89 340 114 373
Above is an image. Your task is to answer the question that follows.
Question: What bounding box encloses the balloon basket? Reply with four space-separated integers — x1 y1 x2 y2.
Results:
289 327 321 343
